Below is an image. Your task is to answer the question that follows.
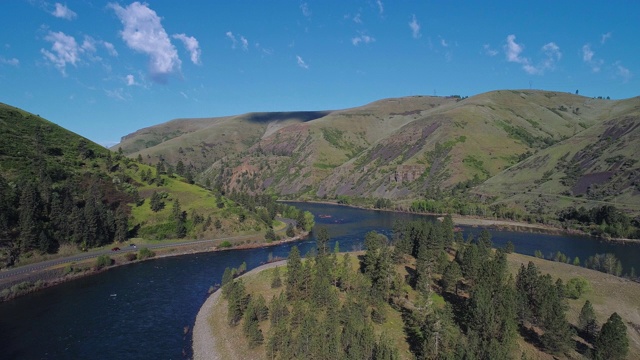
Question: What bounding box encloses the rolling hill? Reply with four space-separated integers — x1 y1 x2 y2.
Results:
115 90 640 220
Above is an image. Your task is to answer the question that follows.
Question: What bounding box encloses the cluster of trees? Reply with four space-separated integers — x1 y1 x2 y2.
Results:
220 215 630 359
0 173 131 267
537 249 634 279
227 192 314 232
223 228 401 359
558 205 639 239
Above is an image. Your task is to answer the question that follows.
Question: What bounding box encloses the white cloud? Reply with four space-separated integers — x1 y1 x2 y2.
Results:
226 32 237 48
353 13 362 24
582 44 603 72
0 57 19 66
51 3 77 20
376 0 384 15
504 35 560 75
505 34 526 64
483 44 498 56
180 91 188 99
173 33 201 64
541 42 561 70
616 63 632 82
409 15 420 39
352 34 375 46
41 31 81 75
582 44 594 62
226 32 249 51
81 36 97 53
240 36 249 51
300 3 311 17
296 55 308 69
105 88 126 101
440 38 449 47
109 2 181 83
601 32 612 44
103 42 118 57
125 74 136 86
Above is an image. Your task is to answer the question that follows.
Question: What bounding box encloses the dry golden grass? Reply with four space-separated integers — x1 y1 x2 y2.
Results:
507 252 640 359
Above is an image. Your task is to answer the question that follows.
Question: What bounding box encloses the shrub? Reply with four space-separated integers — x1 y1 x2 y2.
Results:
94 255 112 269
125 252 137 261
219 241 232 248
138 247 156 259
63 264 74 275
565 277 590 299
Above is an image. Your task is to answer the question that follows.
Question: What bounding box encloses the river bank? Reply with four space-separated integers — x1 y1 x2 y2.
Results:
0 231 309 302
192 260 287 360
283 199 639 243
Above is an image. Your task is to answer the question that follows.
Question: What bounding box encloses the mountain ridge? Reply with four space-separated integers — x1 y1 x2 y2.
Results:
114 90 640 220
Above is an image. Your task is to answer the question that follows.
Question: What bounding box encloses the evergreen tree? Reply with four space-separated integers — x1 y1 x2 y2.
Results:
18 183 41 252
442 214 455 247
114 206 128 243
265 227 276 242
175 160 185 176
269 292 289 325
460 243 481 283
172 199 187 238
227 279 248 326
374 332 400 360
271 266 282 288
286 246 303 300
316 226 330 257
286 223 295 237
442 260 462 294
594 313 628 360
540 278 573 354
578 300 598 340
150 191 164 212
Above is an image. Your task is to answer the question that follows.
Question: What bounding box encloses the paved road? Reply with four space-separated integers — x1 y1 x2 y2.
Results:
0 217 297 282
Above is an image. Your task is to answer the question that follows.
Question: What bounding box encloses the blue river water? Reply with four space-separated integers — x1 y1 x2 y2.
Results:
0 202 638 359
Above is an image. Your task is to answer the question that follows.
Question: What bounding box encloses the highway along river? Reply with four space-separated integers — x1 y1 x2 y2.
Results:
1 202 638 359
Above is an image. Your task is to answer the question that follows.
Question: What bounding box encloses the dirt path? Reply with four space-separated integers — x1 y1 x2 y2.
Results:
192 260 287 360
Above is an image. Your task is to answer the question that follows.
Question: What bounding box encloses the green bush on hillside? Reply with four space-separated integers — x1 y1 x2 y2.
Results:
138 247 155 259
94 255 112 269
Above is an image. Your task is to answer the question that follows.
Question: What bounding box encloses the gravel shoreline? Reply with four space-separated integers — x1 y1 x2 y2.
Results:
192 260 288 360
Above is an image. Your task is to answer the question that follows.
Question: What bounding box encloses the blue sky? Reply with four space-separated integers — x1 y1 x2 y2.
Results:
0 1 637 147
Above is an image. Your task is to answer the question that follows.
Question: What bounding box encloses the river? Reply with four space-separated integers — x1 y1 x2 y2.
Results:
0 203 638 359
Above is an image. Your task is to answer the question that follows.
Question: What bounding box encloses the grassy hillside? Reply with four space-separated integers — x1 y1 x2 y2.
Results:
478 97 640 218
0 103 268 268
115 90 640 221
203 249 640 359
114 111 332 174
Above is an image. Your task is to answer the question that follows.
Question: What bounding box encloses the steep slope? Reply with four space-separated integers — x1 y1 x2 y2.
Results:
478 96 640 215
0 103 264 268
199 91 622 199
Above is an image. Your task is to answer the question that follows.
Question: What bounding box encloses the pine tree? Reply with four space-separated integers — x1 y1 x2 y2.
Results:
172 199 187 238
150 191 164 212
578 300 598 340
271 266 282 288
18 183 41 252
227 279 248 326
269 292 289 325
316 226 330 256
594 312 628 360
286 246 303 300
114 206 128 243
442 260 462 294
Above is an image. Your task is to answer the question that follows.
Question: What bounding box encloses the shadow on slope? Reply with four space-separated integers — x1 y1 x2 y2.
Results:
244 111 332 123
